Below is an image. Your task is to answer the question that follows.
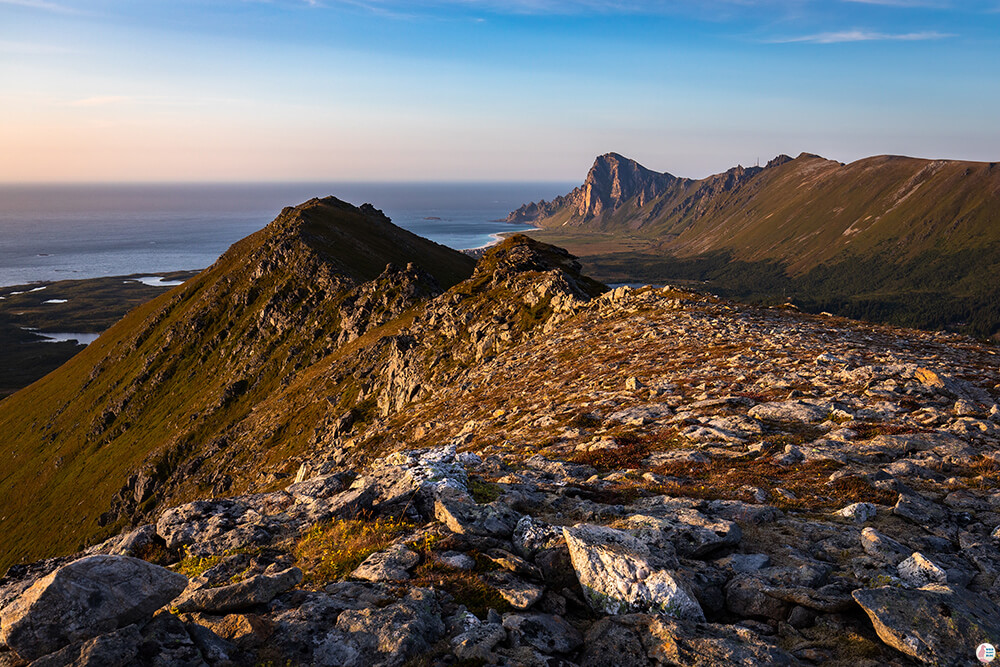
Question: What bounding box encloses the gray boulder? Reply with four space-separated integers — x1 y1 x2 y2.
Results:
580 614 794 667
0 555 187 661
173 566 302 614
28 625 141 667
563 524 704 620
503 612 583 654
853 584 1000 665
351 545 420 582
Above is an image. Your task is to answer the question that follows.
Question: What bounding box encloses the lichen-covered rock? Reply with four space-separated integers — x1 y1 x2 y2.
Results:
28 625 142 667
623 510 741 558
0 555 187 661
351 545 420 582
563 524 704 620
853 584 1000 665
836 502 878 523
897 553 948 588
173 567 303 614
580 613 794 667
502 612 583 654
335 588 446 667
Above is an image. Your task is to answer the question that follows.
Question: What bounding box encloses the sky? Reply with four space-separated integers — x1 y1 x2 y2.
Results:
1 0 999 182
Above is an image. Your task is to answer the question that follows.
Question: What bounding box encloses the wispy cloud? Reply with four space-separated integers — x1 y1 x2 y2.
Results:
770 29 954 43
841 0 949 7
0 0 78 13
0 40 74 54
67 96 132 107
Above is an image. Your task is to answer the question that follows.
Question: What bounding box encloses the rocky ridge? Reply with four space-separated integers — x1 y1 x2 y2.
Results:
3 268 1000 664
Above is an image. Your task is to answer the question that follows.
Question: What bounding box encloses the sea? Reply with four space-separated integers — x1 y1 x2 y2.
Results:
0 183 573 288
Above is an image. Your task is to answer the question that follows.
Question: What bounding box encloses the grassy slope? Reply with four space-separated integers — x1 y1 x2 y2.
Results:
0 198 475 570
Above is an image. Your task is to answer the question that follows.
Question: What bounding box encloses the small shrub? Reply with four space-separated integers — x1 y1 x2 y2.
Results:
468 477 501 504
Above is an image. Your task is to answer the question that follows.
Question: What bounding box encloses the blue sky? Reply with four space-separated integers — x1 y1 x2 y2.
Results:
1 0 998 182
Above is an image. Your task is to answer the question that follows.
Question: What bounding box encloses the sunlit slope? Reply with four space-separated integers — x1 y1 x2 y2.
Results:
0 197 475 570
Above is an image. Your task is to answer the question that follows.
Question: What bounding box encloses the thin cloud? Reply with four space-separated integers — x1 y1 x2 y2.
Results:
0 0 78 13
67 96 132 107
0 40 74 54
770 29 954 43
841 0 950 7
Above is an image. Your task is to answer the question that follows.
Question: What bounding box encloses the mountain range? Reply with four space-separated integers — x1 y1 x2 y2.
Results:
510 152 1000 338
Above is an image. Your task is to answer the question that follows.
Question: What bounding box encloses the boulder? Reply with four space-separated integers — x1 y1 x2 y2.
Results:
28 625 142 667
173 567 303 614
335 588 446 667
853 584 1000 665
897 553 948 588
351 546 420 582
503 612 583 654
747 399 832 423
836 502 878 523
155 499 271 557
623 510 741 558
0 555 187 661
434 487 521 538
580 614 794 667
563 524 704 620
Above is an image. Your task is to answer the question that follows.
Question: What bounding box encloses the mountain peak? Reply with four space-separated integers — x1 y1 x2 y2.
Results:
579 154 676 219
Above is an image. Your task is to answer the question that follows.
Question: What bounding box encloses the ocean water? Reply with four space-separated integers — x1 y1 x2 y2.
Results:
0 183 572 287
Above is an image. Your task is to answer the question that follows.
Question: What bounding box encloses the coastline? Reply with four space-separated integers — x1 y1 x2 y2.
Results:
462 228 533 258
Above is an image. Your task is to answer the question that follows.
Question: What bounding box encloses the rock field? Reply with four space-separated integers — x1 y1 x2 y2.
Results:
3 272 1000 665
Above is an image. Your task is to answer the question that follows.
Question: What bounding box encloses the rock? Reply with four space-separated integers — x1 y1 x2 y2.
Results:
724 575 788 621
512 515 565 558
451 617 506 662
155 499 271 556
483 571 544 610
624 510 741 559
0 555 187 661
138 612 207 667
897 553 948 588
579 616 648 667
186 623 236 664
625 376 644 391
173 567 302 614
860 527 911 566
894 491 954 538
853 584 1000 664
836 502 878 523
563 524 704 620
351 546 420 582
28 625 142 667
286 474 346 500
434 487 521 538
580 614 794 667
335 588 445 667
715 553 771 574
748 399 832 423
503 612 583 654
437 551 475 571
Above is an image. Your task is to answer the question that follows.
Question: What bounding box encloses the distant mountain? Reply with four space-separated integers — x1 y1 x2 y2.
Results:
510 152 1000 338
0 197 604 570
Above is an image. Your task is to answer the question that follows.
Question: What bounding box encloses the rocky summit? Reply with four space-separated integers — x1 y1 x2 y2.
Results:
1 198 1000 666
